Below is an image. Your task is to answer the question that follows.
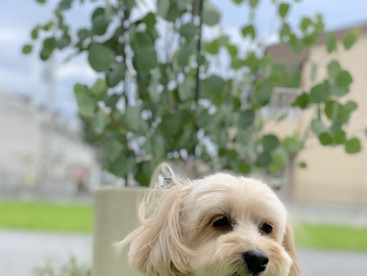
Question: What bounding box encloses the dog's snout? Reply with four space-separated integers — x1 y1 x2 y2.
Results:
243 250 269 274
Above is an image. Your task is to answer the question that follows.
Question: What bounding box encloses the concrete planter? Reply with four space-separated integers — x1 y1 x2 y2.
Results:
92 188 147 276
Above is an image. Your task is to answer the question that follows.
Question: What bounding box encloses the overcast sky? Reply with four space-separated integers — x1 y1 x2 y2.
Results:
1 0 367 120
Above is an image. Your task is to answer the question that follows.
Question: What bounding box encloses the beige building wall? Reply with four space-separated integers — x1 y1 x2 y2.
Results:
292 34 367 205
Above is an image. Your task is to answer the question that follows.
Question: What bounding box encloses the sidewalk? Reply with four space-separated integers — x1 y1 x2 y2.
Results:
0 230 92 276
1 229 367 276
286 202 367 226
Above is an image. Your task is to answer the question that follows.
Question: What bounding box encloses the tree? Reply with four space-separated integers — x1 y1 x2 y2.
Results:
23 0 361 188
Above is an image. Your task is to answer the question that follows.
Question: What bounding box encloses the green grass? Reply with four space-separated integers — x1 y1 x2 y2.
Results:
295 224 367 251
0 201 93 233
1 201 367 252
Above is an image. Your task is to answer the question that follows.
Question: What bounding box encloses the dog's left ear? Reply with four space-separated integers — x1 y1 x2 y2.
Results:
122 183 192 275
282 222 300 276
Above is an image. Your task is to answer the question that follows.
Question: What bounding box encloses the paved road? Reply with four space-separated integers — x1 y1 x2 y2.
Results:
0 230 92 276
0 230 366 276
299 249 367 276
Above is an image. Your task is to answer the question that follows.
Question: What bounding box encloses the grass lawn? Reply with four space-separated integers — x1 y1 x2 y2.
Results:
294 224 367 252
0 201 93 233
1 201 367 252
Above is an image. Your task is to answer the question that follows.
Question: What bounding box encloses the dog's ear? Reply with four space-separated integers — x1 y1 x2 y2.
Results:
122 183 192 275
283 222 300 276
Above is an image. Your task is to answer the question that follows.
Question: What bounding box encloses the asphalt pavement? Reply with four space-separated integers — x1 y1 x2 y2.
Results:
1 230 367 276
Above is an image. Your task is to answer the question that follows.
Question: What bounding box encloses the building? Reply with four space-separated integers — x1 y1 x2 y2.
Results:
0 91 101 197
265 25 367 205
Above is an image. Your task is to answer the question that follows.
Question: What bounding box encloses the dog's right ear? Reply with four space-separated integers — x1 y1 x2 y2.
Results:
282 222 300 276
121 179 192 275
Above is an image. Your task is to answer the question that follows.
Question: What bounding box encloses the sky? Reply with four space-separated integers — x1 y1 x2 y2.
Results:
1 0 367 121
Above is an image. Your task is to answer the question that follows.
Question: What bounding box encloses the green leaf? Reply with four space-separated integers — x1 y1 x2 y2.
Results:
176 44 193 66
179 78 195 102
94 111 108 131
319 132 332 145
58 0 73 10
345 100 358 112
125 106 142 132
289 34 304 54
232 0 244 4
77 28 91 41
107 62 125 87
268 150 287 172
324 100 340 120
309 81 329 103
132 47 158 72
334 130 346 144
239 109 255 128
241 25 255 39
36 0 46 4
299 162 307 169
327 60 341 80
142 12 156 30
257 151 272 167
105 137 123 162
74 83 96 117
55 34 71 49
262 134 279 151
22 44 32 54
226 44 238 57
157 0 170 18
310 62 317 82
131 31 155 50
179 22 198 40
91 78 108 100
177 129 196 149
326 33 338 53
343 31 358 50
280 22 291 40
92 7 110 36
250 81 273 108
31 27 39 40
237 163 251 174
288 71 301 88
123 0 136 12
160 110 190 136
283 135 303 153
311 119 328 136
300 17 312 33
204 39 220 55
330 84 349 97
203 2 221 26
345 138 361 154
249 0 259 8
201 75 226 104
40 37 55 61
88 44 115 72
292 92 309 109
278 3 290 18
336 70 353 88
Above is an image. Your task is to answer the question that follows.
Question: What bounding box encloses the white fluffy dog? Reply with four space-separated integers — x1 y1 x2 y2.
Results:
122 166 299 276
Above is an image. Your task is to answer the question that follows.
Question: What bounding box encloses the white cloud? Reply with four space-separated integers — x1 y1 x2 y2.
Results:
0 27 26 43
57 62 97 81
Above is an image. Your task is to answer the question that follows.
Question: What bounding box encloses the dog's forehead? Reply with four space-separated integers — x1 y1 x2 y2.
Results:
191 173 275 199
189 173 286 220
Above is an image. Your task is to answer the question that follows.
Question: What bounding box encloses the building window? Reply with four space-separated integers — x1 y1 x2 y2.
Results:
262 87 301 120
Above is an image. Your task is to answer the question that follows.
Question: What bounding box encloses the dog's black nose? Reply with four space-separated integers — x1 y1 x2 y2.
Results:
243 250 269 274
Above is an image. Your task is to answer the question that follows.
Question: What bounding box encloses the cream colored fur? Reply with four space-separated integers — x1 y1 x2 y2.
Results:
121 167 299 276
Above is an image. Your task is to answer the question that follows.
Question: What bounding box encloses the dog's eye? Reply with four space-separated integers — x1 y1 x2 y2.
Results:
212 215 231 229
260 223 273 234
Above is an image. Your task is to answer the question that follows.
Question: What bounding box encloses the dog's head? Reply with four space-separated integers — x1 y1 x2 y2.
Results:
122 172 299 276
